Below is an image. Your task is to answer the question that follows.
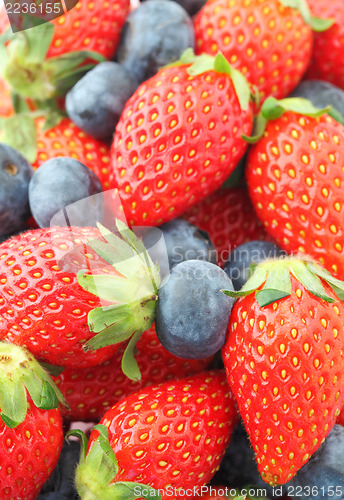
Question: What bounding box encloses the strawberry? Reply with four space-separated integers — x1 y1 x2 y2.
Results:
338 408 344 427
0 0 130 106
108 49 253 227
55 324 214 422
0 77 13 118
222 257 344 485
70 371 238 499
0 342 65 499
245 97 344 280
0 222 161 374
306 0 344 89
194 0 332 102
183 186 268 267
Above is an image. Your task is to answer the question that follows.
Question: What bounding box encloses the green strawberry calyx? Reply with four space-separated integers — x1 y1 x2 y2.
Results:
167 48 252 112
77 221 161 382
243 96 344 144
0 21 105 102
279 0 334 32
0 342 68 428
68 425 162 500
223 256 344 308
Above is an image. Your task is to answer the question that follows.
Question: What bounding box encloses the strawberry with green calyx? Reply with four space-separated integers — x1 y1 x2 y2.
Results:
0 22 106 104
245 96 344 280
194 0 333 103
109 48 253 227
68 371 237 500
0 223 159 376
0 341 67 427
222 256 344 486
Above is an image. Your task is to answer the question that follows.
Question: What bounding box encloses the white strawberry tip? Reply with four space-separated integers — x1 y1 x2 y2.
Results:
77 220 161 382
67 425 162 500
0 342 68 428
222 255 344 308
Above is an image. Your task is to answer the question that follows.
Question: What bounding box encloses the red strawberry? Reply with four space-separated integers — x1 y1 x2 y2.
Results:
222 257 344 485
246 97 344 280
0 77 13 118
0 222 161 373
194 0 331 102
0 342 65 499
306 0 344 89
183 186 268 267
55 324 214 422
108 50 253 227
34 117 112 190
0 403 63 499
0 0 130 105
0 226 118 368
71 371 238 499
337 409 344 427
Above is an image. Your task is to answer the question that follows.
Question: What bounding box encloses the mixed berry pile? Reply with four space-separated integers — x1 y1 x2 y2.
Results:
0 0 344 499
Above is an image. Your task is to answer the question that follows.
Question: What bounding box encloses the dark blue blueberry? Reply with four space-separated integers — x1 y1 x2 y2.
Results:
143 219 216 278
0 143 33 236
28 157 103 228
37 440 80 499
155 260 235 358
290 80 344 122
117 1 195 84
66 62 138 140
145 0 206 16
224 241 286 291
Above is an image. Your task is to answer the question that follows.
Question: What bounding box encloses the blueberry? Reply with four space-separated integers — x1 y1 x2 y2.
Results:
0 143 33 236
143 219 216 278
37 440 80 499
155 260 235 359
117 1 195 84
145 0 206 16
28 157 103 228
66 62 138 140
224 241 286 291
290 80 344 122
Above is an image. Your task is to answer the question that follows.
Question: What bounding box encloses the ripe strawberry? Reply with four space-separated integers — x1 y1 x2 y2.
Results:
246 97 344 280
338 408 344 427
183 186 268 267
0 342 65 499
0 222 161 373
194 0 332 102
108 49 253 227
0 77 13 118
34 117 112 190
0 403 63 499
55 324 214 422
306 0 344 89
0 0 130 106
71 371 238 499
0 226 118 368
222 257 344 485
0 0 130 60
